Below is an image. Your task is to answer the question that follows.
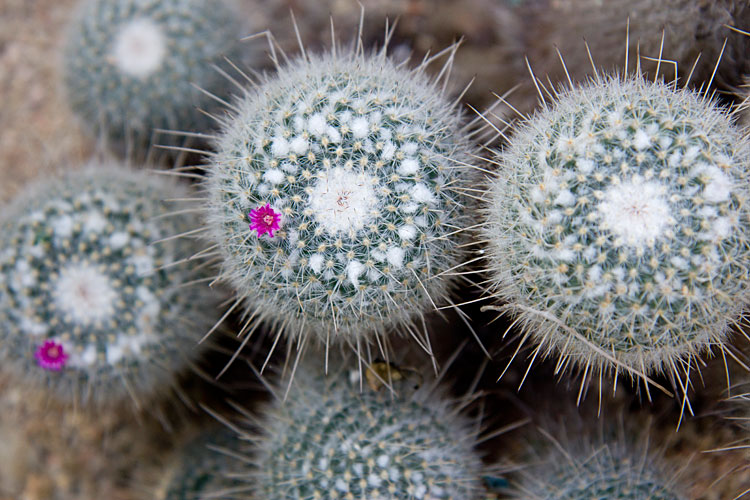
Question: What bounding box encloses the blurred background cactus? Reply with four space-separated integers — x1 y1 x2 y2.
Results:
509 418 686 500
0 164 219 406
62 0 245 155
513 0 750 113
250 358 487 499
156 427 249 500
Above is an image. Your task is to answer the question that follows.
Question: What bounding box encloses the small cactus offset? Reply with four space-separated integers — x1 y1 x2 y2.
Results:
480 75 750 384
158 428 249 500
205 46 475 351
63 0 243 150
252 360 486 499
511 427 684 499
0 165 218 405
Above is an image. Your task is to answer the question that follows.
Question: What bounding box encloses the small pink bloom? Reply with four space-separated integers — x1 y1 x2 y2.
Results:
35 340 68 371
248 203 281 237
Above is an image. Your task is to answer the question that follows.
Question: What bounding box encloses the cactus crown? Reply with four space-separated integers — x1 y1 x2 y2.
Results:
481 74 750 384
251 360 486 499
63 0 242 149
0 165 217 405
205 45 475 353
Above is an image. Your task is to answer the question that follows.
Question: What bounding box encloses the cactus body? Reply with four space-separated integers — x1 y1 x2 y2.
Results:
253 363 485 499
63 0 242 150
521 0 749 92
512 431 684 499
205 49 474 350
481 75 750 381
160 428 248 500
0 165 217 405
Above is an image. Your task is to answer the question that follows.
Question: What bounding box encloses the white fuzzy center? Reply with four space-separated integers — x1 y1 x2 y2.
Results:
309 167 378 235
597 178 671 247
54 264 117 325
112 18 166 78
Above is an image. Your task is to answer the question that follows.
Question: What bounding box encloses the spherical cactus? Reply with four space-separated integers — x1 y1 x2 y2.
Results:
0 164 218 406
480 75 750 385
63 0 243 151
511 429 684 499
520 0 749 94
205 48 475 352
158 428 249 500
252 361 486 499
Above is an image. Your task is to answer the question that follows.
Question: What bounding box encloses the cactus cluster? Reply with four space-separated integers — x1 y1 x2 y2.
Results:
63 0 243 150
8 0 750 497
512 428 684 499
0 165 217 405
205 49 474 349
481 74 750 381
252 360 485 499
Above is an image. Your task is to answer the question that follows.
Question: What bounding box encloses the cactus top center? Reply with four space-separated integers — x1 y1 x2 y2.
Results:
111 18 166 79
53 263 117 326
309 167 379 235
596 177 672 248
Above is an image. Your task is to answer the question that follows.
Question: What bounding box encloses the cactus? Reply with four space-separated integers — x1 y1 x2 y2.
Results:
251 359 486 499
63 0 243 152
204 46 475 354
519 0 750 95
480 74 750 386
511 426 685 499
159 428 249 500
0 164 218 406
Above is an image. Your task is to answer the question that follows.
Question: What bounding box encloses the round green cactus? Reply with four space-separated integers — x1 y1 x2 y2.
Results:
252 361 486 499
0 165 218 405
205 48 475 352
481 75 750 384
159 428 249 500
512 430 684 499
63 0 243 151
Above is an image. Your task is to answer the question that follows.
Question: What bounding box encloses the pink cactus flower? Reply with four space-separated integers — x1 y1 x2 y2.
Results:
248 203 281 237
35 340 69 371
